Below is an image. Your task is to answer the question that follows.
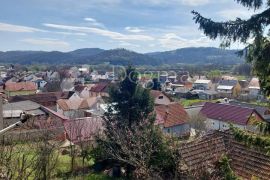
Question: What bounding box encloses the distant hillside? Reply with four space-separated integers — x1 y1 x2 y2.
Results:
0 47 244 65
89 48 159 65
147 47 244 65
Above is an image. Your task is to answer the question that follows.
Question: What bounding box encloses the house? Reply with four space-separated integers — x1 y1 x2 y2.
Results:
56 95 103 118
159 74 168 84
200 102 263 131
150 90 172 105
90 82 110 97
168 75 177 83
74 84 91 98
179 131 270 179
34 79 47 89
248 77 260 97
4 82 37 98
155 103 190 136
61 78 76 92
216 80 241 97
45 71 60 81
229 100 270 122
8 91 74 110
193 79 212 90
3 100 46 128
197 90 218 100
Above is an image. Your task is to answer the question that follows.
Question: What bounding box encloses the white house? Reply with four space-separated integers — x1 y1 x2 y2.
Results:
200 102 264 131
248 77 260 97
193 79 212 90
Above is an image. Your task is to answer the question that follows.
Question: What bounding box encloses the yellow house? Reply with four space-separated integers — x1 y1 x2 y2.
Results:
4 82 37 98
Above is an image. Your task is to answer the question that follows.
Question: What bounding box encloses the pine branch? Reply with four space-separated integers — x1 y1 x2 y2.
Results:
192 8 270 43
235 0 263 9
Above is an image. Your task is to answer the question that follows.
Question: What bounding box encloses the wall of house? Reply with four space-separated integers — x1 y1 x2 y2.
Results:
80 88 90 98
206 118 245 131
249 88 260 97
193 82 211 90
163 123 190 136
154 95 171 105
6 90 36 97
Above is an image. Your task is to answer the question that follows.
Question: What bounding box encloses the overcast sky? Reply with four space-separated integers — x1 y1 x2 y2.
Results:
0 0 259 52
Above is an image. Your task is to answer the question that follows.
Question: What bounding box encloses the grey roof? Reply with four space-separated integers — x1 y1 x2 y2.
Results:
3 100 45 117
219 80 238 86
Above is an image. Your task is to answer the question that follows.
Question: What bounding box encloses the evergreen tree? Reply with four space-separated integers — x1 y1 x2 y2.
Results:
105 65 154 128
152 78 162 91
192 0 270 95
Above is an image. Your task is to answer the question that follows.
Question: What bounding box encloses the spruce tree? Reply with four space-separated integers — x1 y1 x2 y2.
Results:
105 65 154 128
192 0 270 95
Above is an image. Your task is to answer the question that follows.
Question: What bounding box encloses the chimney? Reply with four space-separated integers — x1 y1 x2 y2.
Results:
0 93 3 130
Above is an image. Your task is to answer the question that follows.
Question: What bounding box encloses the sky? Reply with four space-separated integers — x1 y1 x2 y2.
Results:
0 0 261 53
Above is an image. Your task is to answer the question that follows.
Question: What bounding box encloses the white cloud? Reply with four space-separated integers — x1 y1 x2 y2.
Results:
0 22 45 33
125 26 144 33
84 17 105 28
218 9 254 20
180 0 209 6
159 33 212 49
130 0 210 6
21 38 70 48
43 23 154 41
53 31 87 36
84 17 96 22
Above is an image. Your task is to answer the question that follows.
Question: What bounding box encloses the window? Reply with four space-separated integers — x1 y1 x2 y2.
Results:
167 128 170 133
158 96 163 99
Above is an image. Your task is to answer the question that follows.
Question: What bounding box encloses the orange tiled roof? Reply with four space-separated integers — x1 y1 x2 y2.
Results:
155 103 188 128
57 97 98 111
5 82 37 91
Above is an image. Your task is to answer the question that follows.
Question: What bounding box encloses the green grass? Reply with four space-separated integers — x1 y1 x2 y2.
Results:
180 99 213 107
56 153 94 174
236 75 247 81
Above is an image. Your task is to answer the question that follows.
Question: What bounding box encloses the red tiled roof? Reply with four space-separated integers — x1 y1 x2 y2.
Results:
200 102 260 125
180 136 226 171
5 82 37 91
90 83 108 92
155 103 189 128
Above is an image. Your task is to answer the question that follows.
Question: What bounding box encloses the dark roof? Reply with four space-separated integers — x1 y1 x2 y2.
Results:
8 91 74 105
90 82 109 92
229 138 270 179
229 101 270 121
155 103 189 127
74 85 86 93
200 102 260 125
180 136 226 171
219 79 238 86
181 131 270 179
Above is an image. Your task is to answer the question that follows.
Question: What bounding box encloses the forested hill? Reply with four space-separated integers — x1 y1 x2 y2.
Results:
0 47 244 65
147 47 243 65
